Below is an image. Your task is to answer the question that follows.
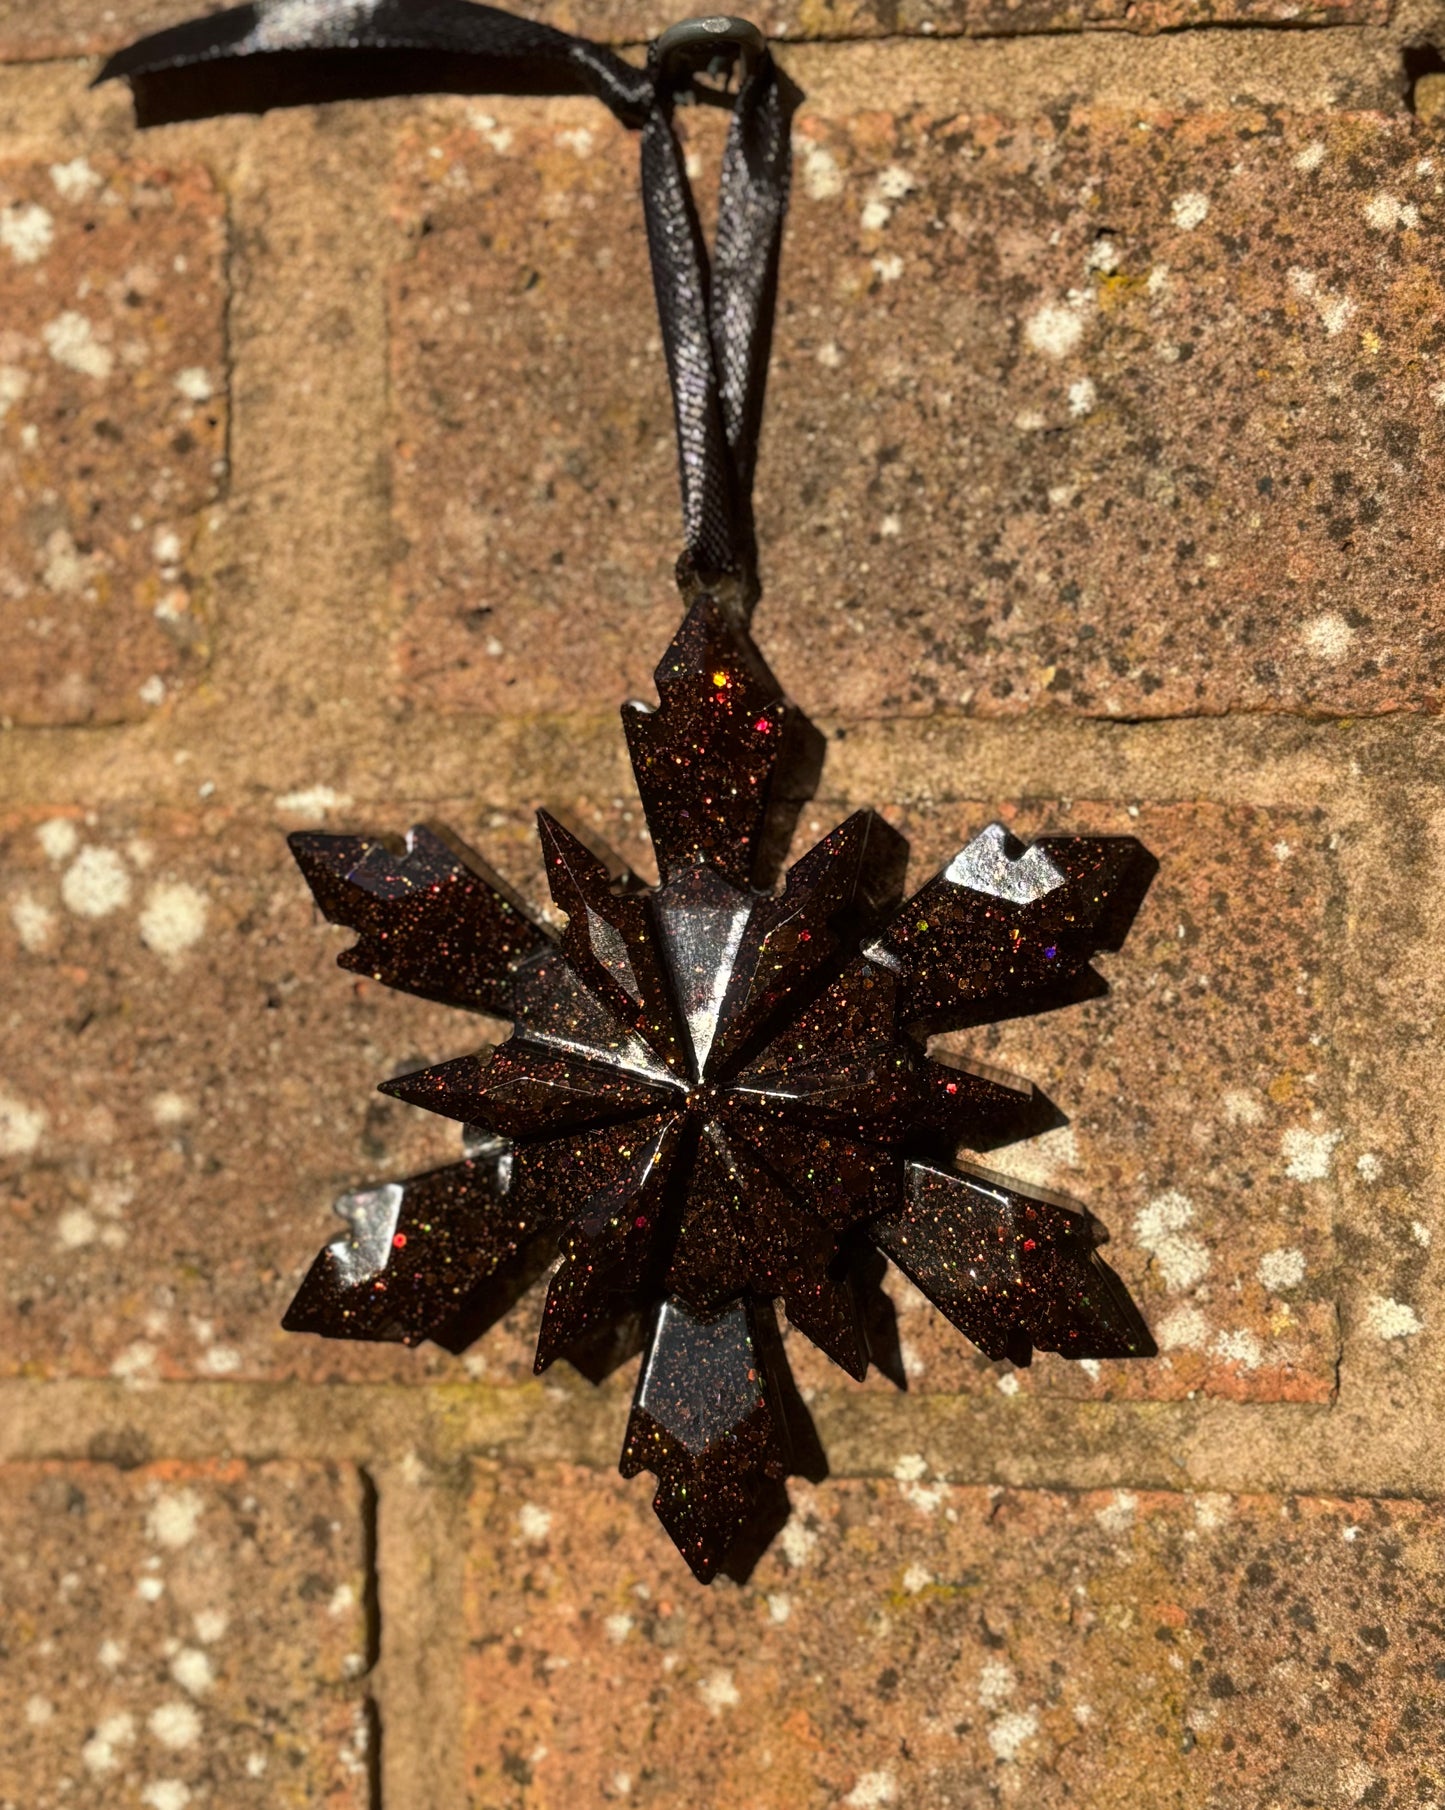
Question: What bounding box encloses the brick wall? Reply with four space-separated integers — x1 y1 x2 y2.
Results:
3 5 1444 1806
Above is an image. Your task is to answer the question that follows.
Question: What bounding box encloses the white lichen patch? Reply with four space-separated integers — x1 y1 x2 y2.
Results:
61 846 131 919
10 891 56 952
901 1564 932 1595
56 1207 99 1249
42 527 94 597
42 310 113 380
152 1091 192 1127
516 1502 552 1543
1288 267 1354 337
1094 1490 1138 1536
1134 1191 1210 1290
1257 1248 1306 1292
1222 1090 1264 1127
142 1782 192 1810
194 1608 229 1643
81 1711 136 1774
1365 1296 1422 1340
892 1453 949 1513
877 165 917 202
698 1669 740 1715
1362 193 1418 232
170 1647 214 1695
37 818 79 863
147 1488 204 1550
1170 191 1210 231
1294 141 1326 173
987 1708 1040 1762
1024 298 1087 360
139 882 208 958
1357 1152 1382 1182
1281 1127 1340 1182
603 1612 633 1643
276 784 352 821
174 366 213 402
50 157 102 200
1 201 54 264
1067 377 1097 418
801 143 844 202
148 1700 201 1750
872 253 904 283
977 1658 1016 1708
1300 612 1356 662
844 1771 897 1808
767 1592 792 1623
780 1514 818 1568
467 110 514 153
1211 1329 1263 1370
1193 1492 1232 1530
0 1091 47 1156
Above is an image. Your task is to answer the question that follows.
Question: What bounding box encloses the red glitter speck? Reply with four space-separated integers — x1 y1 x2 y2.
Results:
635 1215 648 1229
753 716 772 733
945 1081 957 1094
393 1232 408 1249
1023 1239 1036 1252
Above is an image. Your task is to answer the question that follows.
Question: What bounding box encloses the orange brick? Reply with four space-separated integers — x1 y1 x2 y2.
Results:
0 1459 371 1807
391 105 1445 721
465 1468 1445 1808
0 158 224 724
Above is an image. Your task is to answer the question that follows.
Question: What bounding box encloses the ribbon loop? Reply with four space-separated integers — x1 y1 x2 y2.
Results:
99 0 794 596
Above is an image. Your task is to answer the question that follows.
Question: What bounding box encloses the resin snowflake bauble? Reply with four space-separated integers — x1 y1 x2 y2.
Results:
285 580 1157 1581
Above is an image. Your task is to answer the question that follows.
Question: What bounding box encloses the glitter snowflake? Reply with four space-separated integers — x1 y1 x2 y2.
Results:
286 590 1155 1580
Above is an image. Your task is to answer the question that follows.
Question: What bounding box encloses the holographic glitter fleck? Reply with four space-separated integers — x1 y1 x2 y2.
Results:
286 580 1157 1581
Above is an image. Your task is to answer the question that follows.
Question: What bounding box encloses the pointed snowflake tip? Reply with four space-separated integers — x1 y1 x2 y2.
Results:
624 594 790 889
621 1296 790 1582
289 823 552 1017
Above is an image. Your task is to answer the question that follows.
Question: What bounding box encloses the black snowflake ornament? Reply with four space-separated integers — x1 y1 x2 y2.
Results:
286 586 1156 1580
98 0 1161 1583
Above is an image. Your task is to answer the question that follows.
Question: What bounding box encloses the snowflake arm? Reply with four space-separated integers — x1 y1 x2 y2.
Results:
290 823 552 1016
872 1160 1157 1367
283 1137 553 1350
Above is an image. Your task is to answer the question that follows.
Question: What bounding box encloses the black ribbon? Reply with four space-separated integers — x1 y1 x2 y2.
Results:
99 2 795 591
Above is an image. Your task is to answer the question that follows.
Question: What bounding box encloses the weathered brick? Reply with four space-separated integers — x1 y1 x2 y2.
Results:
0 157 225 725
392 105 1445 721
0 1459 371 1809
464 1469 1445 1808
0 0 1389 63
